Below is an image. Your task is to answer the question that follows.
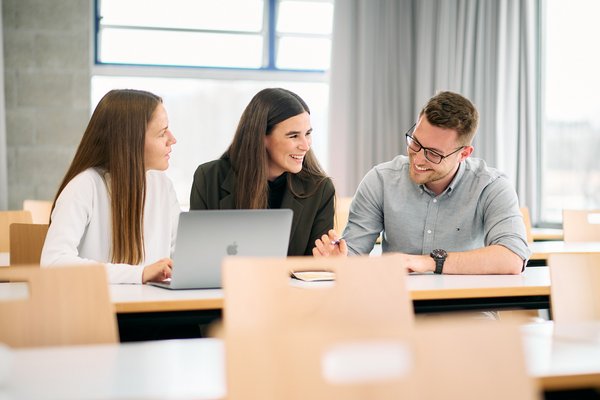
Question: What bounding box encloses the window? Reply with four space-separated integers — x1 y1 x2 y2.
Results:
93 1 334 207
96 0 333 71
541 0 600 224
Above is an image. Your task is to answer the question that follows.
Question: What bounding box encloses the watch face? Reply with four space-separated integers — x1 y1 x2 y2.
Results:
431 249 447 259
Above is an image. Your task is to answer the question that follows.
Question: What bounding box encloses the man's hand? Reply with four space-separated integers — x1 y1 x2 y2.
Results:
312 229 348 257
392 253 435 273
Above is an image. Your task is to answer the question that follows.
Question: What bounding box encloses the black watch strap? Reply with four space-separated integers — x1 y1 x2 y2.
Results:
434 258 444 274
430 249 447 274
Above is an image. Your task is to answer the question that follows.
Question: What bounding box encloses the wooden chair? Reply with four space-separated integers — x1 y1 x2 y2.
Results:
0 210 32 252
223 255 535 399
562 209 600 242
549 253 600 322
413 317 538 400
0 265 118 347
520 207 534 243
22 199 53 224
9 223 49 266
334 196 353 236
223 254 415 400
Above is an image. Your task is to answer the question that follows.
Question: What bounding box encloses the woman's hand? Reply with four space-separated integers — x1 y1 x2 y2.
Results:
142 258 173 283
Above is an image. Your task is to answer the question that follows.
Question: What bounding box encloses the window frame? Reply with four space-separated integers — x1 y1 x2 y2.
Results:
93 0 332 77
537 0 600 228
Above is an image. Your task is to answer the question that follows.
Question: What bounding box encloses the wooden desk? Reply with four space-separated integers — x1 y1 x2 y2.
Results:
407 267 550 312
2 321 599 398
523 321 600 391
110 285 223 313
529 241 600 261
109 267 551 315
531 227 563 241
0 338 225 400
1 268 552 340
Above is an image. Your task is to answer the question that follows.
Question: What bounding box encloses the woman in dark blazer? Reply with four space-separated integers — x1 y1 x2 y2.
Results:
190 88 335 256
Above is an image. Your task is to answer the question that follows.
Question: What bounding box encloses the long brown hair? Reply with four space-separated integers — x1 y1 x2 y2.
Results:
223 88 328 209
51 89 162 265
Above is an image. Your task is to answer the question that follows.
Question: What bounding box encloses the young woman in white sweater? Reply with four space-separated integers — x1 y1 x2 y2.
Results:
41 89 180 284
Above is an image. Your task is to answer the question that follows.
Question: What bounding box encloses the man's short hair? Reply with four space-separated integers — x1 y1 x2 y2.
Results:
419 91 479 144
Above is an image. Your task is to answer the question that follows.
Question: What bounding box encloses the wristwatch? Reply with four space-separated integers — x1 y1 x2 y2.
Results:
430 249 448 274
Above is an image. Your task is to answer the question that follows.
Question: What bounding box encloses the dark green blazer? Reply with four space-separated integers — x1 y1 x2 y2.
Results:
190 158 335 256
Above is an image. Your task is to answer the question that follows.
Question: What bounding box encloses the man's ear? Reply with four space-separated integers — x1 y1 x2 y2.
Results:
459 146 474 161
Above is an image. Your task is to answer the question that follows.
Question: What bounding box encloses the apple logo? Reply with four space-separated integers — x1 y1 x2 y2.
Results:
226 241 238 255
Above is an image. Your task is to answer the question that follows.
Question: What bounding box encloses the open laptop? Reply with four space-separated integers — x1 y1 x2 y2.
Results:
150 209 293 290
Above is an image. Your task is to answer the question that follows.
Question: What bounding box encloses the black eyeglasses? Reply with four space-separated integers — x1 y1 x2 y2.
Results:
405 123 465 164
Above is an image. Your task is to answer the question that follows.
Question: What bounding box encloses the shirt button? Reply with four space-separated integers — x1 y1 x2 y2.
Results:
433 199 437 203
427 230 432 234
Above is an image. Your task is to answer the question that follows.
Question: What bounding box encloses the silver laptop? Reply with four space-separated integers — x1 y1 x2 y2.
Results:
150 209 293 290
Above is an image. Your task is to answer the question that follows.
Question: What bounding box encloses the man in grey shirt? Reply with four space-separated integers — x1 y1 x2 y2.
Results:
313 91 530 274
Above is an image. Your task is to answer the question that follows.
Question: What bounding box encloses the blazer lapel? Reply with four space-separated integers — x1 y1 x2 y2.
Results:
281 177 305 243
219 169 236 209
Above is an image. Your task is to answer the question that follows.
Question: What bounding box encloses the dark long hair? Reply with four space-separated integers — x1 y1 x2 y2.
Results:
51 89 162 265
223 88 328 209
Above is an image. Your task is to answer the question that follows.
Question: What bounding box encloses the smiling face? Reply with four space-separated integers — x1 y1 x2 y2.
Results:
408 115 473 195
264 111 312 181
144 103 177 171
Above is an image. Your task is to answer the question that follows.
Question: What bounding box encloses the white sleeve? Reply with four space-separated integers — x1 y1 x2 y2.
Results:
169 180 181 257
41 172 144 284
103 263 144 284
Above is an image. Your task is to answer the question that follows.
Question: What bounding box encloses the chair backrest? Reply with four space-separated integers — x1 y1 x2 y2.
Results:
562 209 600 242
520 207 533 243
549 252 600 322
0 210 33 252
22 199 53 225
9 223 49 266
413 317 537 400
223 255 535 399
334 196 353 235
0 265 118 347
223 254 415 400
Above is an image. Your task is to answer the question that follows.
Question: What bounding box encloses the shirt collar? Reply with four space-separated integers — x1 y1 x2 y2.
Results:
420 161 466 197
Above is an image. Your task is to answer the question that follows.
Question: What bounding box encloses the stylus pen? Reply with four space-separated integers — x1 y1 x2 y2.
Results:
330 237 344 246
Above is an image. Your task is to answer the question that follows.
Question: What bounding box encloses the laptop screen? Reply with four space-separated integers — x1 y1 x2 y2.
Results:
151 209 293 289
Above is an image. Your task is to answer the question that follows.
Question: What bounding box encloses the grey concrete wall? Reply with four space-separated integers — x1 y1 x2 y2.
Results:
2 0 90 208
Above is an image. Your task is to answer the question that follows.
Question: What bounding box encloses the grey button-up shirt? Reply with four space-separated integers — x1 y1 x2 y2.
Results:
344 156 531 262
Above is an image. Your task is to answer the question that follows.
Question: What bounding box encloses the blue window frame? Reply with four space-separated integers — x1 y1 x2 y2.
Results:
94 0 334 72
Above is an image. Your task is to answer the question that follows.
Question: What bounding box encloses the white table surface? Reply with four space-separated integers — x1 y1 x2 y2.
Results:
531 227 563 241
522 321 600 390
407 266 550 299
1 321 600 399
109 284 224 313
529 241 600 260
110 266 550 312
0 338 225 400
0 253 8 267
1 267 550 313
